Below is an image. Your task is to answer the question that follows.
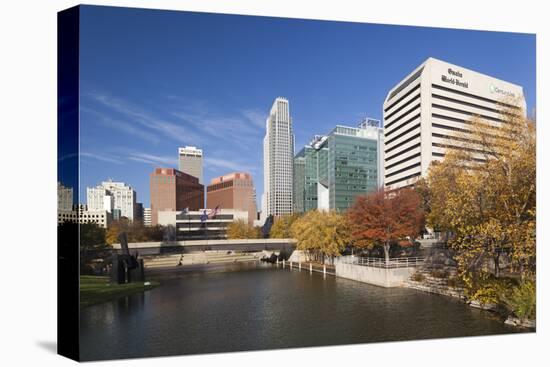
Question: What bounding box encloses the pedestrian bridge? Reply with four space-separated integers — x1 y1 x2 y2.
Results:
112 238 297 256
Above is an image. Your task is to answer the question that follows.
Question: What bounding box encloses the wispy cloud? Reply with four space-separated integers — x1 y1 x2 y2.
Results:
242 109 266 129
171 105 265 146
204 157 256 172
81 152 122 164
126 152 178 167
58 153 78 162
81 107 161 144
81 92 266 180
89 93 203 145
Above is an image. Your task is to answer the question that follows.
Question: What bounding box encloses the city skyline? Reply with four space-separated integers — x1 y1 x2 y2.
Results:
73 5 536 208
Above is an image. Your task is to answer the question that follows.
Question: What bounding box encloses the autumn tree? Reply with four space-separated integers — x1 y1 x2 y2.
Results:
414 178 432 229
290 210 351 263
106 218 164 245
269 214 300 238
427 100 536 279
226 219 261 239
348 188 424 265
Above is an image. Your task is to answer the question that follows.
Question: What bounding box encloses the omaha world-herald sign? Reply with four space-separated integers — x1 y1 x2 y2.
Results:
441 67 469 89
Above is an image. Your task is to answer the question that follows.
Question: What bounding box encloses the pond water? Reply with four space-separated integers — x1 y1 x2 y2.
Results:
80 262 524 361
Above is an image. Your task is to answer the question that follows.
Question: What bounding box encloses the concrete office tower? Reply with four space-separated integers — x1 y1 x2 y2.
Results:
150 168 204 225
383 57 526 191
293 121 383 212
262 97 294 221
178 146 203 184
57 182 73 211
143 207 152 227
87 180 137 221
206 172 257 226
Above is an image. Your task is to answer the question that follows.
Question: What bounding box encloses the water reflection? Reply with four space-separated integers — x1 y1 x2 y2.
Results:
80 262 525 361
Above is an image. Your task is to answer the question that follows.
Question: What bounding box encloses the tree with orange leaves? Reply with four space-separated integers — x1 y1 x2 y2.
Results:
347 188 424 265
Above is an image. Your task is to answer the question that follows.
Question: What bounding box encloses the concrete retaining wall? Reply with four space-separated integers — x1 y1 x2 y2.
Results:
335 263 416 288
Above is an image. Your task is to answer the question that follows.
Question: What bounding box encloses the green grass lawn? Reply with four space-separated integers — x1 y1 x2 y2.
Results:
80 275 159 309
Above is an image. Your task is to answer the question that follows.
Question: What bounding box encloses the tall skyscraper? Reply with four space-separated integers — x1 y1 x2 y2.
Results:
150 168 204 225
178 146 203 184
87 180 137 221
383 57 526 191
262 97 294 220
206 172 257 226
293 120 383 212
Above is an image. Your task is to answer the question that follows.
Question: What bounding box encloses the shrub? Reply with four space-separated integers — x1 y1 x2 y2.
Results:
429 269 448 279
411 272 425 282
464 273 516 305
502 280 536 320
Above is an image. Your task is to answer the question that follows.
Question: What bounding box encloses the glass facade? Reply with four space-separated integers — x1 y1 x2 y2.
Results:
293 124 381 212
293 151 305 213
304 146 320 211
328 133 378 210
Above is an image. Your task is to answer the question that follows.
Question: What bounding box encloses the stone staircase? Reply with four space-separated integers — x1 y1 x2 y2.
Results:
404 268 466 300
143 251 260 270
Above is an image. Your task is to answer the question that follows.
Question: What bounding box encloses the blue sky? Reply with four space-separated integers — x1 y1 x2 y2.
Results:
77 5 536 208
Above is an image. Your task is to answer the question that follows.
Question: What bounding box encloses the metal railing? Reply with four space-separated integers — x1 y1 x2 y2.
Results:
342 256 425 269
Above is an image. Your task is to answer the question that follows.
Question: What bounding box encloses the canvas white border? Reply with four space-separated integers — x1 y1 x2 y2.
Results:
0 0 547 366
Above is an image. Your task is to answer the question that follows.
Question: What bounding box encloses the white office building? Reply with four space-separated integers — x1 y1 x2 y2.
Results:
157 209 249 241
383 57 526 191
87 180 137 221
57 204 112 228
262 97 294 221
143 207 152 227
57 182 73 211
87 186 110 211
178 146 203 184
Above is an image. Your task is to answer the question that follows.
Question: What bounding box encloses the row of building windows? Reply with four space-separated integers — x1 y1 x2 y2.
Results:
385 133 421 154
385 120 421 146
385 162 421 178
385 68 423 105
385 91 421 121
385 142 421 162
385 152 421 170
432 103 506 124
385 111 421 137
431 83 521 110
432 151 486 163
385 172 421 187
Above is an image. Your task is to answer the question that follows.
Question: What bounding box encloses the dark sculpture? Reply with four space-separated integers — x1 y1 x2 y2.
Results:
111 232 145 284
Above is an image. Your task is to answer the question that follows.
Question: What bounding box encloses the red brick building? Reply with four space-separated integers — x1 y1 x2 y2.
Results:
150 168 204 225
206 172 257 225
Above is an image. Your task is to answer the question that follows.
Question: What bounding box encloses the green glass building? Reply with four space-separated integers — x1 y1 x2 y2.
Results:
293 120 383 212
293 152 305 213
